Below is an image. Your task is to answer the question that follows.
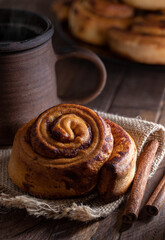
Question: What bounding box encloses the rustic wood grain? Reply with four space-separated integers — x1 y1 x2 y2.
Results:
0 0 165 239
56 59 127 111
108 66 165 122
86 62 127 112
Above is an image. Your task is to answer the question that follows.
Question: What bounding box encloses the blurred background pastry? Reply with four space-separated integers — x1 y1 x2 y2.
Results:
68 0 134 45
52 0 165 64
107 12 165 64
51 0 74 21
122 0 165 10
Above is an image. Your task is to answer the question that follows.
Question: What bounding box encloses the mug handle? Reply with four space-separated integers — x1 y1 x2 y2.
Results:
55 46 107 104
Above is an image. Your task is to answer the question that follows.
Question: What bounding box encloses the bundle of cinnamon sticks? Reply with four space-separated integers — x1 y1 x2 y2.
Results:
122 139 165 225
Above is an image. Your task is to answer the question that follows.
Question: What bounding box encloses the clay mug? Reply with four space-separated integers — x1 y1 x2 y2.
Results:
0 9 106 145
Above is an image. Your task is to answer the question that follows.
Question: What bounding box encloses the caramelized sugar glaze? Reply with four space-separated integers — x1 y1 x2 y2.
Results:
8 104 137 201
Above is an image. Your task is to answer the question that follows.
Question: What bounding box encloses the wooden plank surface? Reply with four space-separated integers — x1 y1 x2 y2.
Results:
108 66 165 121
0 0 165 239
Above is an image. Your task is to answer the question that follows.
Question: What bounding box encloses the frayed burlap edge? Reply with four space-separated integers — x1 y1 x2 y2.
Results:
0 190 124 221
0 112 165 222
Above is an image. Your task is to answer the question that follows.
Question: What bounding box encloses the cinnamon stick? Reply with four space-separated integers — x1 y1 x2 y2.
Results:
122 139 159 224
145 175 165 216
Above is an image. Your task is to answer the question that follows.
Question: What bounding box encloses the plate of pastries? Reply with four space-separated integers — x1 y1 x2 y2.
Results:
52 0 165 65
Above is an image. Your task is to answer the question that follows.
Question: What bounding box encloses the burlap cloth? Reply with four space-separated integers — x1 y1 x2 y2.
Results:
0 112 165 222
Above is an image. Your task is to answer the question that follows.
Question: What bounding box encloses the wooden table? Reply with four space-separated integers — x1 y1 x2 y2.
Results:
0 0 165 239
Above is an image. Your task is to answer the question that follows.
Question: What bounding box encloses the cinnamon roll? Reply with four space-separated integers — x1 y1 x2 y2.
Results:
98 119 137 202
122 0 165 10
8 104 114 199
8 104 137 201
68 0 134 45
107 12 165 64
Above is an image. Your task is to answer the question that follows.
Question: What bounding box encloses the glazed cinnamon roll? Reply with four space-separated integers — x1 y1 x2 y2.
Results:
68 0 134 45
8 104 114 199
107 12 165 64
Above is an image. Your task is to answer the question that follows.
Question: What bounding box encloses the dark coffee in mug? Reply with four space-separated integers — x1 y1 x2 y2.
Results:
0 24 39 42
0 8 49 50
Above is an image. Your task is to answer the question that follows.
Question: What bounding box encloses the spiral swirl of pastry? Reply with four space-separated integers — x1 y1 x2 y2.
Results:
8 104 114 198
30 112 93 158
69 0 134 45
107 12 165 64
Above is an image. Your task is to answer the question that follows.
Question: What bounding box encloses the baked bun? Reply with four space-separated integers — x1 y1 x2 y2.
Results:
8 104 114 199
68 0 134 45
122 0 165 10
8 104 137 202
98 119 137 202
107 13 165 64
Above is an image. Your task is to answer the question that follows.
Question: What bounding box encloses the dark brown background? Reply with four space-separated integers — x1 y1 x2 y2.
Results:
0 0 165 239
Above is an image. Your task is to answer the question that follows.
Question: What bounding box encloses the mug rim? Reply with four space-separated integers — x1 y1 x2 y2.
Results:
0 8 54 52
